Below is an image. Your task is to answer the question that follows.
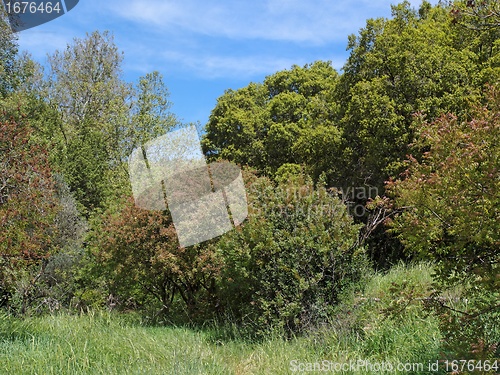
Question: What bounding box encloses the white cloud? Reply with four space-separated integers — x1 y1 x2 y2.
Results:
17 29 72 60
15 0 440 81
108 0 436 44
116 37 346 79
109 0 438 45
105 0 441 80
159 50 343 79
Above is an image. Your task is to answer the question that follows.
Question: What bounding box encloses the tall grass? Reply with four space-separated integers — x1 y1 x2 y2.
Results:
0 263 445 374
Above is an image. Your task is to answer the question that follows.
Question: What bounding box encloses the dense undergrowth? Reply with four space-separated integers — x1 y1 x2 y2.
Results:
0 263 449 375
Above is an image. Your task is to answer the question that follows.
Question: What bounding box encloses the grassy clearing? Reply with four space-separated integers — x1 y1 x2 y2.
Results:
0 263 444 375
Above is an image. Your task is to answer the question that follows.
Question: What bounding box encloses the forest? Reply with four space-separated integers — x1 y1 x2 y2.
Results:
0 1 499 374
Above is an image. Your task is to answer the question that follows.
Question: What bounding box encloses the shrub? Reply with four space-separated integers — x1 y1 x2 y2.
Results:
387 85 500 359
89 196 221 320
215 172 369 337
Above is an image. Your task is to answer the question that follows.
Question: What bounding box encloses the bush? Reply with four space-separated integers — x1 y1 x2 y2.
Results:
387 85 500 359
215 172 369 337
89 195 221 321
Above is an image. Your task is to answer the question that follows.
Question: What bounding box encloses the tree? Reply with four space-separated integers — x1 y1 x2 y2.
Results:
387 85 500 358
128 71 178 151
450 0 500 32
44 31 132 213
0 14 19 96
202 2 487 267
45 32 178 214
449 0 500 86
202 61 340 177
203 1 487 192
0 113 60 308
337 1 480 190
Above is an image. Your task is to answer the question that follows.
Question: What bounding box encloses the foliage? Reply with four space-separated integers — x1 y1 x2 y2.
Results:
387 86 500 359
44 32 178 215
43 31 131 213
15 176 90 315
200 2 495 267
1 0 499 358
89 196 220 319
88 169 368 336
337 1 481 190
202 61 340 179
0 264 443 375
0 113 60 307
0 15 19 96
128 71 178 151
215 171 368 337
202 2 488 193
450 0 500 33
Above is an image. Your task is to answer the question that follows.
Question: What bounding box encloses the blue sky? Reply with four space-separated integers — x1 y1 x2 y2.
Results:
15 0 437 126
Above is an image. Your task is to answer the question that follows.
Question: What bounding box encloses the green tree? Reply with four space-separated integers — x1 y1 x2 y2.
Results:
128 71 178 152
202 2 488 267
44 31 131 213
449 0 500 88
45 32 177 214
0 14 18 96
202 1 491 195
202 82 269 170
387 85 500 358
202 61 340 177
337 1 479 190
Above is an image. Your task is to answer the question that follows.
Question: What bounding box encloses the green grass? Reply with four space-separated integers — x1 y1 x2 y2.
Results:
0 263 444 374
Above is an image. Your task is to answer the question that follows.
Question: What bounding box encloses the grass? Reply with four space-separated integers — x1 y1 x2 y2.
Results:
0 263 445 374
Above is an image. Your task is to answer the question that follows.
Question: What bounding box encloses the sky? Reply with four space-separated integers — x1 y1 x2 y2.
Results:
14 0 438 127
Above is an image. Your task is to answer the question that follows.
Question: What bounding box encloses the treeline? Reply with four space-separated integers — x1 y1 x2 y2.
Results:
0 0 499 357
